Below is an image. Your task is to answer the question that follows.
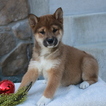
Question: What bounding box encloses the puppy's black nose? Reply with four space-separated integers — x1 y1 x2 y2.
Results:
46 38 54 44
43 37 58 47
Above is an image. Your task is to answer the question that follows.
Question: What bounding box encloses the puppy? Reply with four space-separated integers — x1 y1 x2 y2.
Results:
18 7 98 106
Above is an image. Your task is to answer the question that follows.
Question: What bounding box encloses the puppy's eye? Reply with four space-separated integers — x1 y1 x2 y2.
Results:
39 30 45 34
53 28 58 33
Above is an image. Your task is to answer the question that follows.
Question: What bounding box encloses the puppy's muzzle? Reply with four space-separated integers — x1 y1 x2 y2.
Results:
43 37 58 48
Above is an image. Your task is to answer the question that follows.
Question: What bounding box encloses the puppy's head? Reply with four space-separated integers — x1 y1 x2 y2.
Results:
28 7 63 48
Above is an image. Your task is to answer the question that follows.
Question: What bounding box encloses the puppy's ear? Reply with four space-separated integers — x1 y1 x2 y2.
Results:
28 14 38 29
54 7 63 23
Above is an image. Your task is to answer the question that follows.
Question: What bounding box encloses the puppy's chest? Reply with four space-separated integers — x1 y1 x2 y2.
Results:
40 57 60 79
30 57 60 79
39 57 53 71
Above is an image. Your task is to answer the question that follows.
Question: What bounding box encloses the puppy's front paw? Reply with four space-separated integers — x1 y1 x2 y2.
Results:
80 81 90 89
37 96 51 106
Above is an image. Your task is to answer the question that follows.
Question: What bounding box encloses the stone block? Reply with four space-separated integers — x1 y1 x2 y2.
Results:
0 32 16 57
2 43 33 76
12 19 32 40
0 0 29 25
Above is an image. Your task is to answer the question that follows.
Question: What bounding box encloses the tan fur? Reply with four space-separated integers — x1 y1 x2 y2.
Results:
19 8 98 100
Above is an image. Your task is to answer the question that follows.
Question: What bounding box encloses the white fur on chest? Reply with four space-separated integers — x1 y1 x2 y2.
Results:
29 57 60 79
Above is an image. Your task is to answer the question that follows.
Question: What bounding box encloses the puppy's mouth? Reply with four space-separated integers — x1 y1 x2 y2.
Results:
43 37 58 48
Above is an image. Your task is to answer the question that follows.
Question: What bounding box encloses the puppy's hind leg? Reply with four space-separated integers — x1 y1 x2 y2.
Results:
80 57 98 89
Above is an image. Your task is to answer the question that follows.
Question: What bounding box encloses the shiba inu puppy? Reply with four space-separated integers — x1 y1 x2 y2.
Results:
18 8 98 106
